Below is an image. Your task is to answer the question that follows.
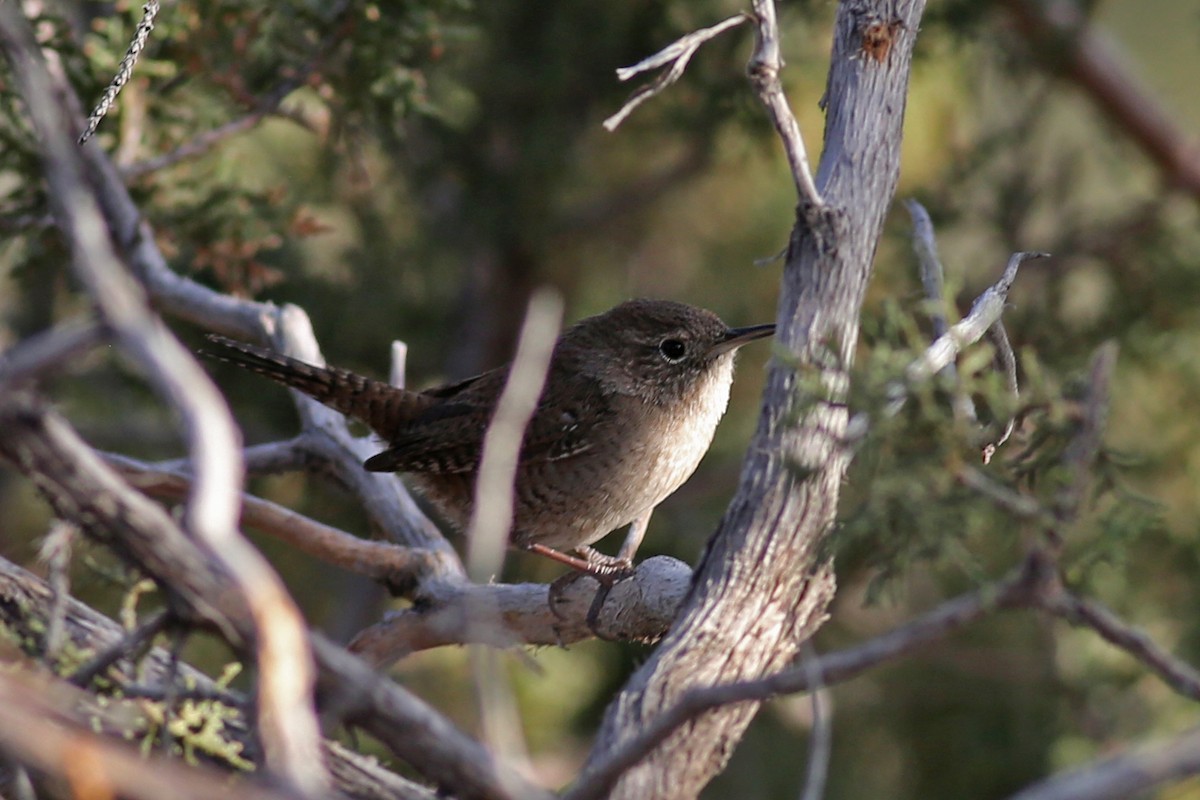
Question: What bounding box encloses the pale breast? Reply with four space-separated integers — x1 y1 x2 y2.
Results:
512 356 736 551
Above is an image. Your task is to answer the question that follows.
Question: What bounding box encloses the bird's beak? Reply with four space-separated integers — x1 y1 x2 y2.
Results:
711 323 775 356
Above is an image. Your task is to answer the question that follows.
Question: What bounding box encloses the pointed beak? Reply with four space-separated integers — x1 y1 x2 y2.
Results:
711 322 775 356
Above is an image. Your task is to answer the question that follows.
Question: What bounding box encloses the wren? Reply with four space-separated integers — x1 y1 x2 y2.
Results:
205 299 774 576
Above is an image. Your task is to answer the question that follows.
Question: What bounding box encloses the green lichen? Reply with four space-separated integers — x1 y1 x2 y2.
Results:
139 691 255 772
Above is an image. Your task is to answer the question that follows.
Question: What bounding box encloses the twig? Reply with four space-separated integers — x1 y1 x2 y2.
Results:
603 14 748 132
38 520 76 661
982 318 1018 464
798 647 832 800
107 453 442 592
1005 725 1200 800
904 199 979 424
958 466 1049 521
79 1 159 144
0 318 105 387
1042 590 1200 702
68 609 171 688
466 288 562 582
889 251 1048 413
747 0 822 210
463 289 560 771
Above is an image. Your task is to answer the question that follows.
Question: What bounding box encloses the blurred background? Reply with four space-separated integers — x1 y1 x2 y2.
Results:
2 0 1199 797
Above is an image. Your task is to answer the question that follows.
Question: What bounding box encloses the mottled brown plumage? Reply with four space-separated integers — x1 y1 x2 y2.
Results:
205 299 773 573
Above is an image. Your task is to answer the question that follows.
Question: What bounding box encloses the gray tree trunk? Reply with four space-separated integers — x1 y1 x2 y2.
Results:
587 2 929 796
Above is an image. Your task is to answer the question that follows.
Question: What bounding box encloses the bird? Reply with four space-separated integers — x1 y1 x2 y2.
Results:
204 299 774 577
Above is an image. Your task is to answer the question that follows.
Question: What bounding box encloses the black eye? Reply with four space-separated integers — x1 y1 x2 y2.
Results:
658 338 686 361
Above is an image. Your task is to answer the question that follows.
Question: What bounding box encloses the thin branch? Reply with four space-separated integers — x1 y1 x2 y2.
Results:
312 636 556 800
904 199 979 422
747 0 822 209
0 318 105 387
603 14 748 131
106 454 443 592
79 1 159 144
982 318 1018 464
1042 590 1200 702
1005 726 1200 800
888 251 1048 415
463 289 560 772
466 288 562 582
798 647 832 800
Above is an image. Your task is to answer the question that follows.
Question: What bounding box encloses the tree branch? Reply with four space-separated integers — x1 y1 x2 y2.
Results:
0 7 327 790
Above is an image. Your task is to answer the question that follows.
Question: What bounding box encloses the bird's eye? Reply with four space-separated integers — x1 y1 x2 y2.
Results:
658 338 687 361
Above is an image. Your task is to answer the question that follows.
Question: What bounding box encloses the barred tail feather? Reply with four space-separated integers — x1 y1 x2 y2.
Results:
203 334 426 437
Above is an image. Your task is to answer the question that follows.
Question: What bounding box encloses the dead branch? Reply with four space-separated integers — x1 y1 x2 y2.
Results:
1005 726 1200 800
0 6 328 788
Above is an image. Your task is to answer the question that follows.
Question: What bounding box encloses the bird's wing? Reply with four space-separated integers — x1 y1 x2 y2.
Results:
363 372 616 473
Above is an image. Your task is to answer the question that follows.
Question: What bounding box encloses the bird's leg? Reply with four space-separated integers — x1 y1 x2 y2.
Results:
615 510 652 564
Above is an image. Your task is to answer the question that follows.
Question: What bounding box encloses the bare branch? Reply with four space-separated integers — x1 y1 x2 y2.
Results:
0 8 327 790
890 251 1048 416
0 318 104 387
904 198 979 423
466 289 562 582
603 14 748 131
746 0 822 209
1043 590 1200 702
312 636 556 800
982 318 1018 464
349 556 692 665
107 454 442 592
1005 726 1200 800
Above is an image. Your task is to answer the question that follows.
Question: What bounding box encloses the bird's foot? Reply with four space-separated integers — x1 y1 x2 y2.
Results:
574 546 634 584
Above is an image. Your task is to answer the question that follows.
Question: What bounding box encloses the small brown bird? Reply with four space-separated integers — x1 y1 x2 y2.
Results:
206 299 773 575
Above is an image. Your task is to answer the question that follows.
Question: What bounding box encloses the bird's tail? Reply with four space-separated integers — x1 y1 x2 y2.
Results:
203 334 429 437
